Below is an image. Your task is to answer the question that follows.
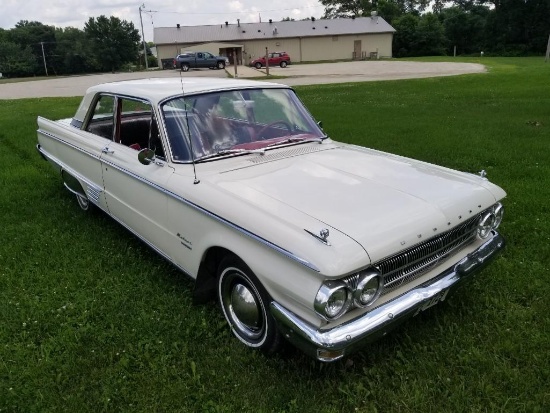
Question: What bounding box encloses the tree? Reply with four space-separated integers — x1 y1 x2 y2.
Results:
54 27 95 74
415 13 447 56
7 21 56 75
0 41 35 77
321 0 373 18
84 16 140 72
320 0 428 19
377 0 406 24
442 6 489 55
392 13 419 56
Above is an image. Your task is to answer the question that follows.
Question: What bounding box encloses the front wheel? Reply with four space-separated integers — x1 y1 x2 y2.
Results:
217 256 282 354
217 61 226 70
254 62 262 69
280 61 287 68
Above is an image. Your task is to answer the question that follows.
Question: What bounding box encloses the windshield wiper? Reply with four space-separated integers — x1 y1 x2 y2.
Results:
195 148 265 162
266 136 324 148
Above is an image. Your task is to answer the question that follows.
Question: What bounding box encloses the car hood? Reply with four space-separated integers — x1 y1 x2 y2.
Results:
207 144 506 265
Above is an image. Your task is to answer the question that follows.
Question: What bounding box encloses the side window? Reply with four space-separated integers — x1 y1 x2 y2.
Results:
197 52 203 59
117 97 164 157
85 95 115 139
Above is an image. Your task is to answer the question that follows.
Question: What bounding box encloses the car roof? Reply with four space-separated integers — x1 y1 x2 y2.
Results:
74 77 290 122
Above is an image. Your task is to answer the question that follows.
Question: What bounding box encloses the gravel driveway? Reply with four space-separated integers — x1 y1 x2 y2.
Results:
0 61 485 99
270 61 485 86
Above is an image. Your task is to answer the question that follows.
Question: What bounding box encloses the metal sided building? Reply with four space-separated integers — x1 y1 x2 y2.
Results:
154 16 395 67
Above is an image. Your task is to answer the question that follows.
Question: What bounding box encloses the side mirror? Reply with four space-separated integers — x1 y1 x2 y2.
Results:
138 148 155 165
317 120 323 130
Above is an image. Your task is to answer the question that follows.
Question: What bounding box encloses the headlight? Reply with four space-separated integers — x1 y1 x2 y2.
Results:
314 281 351 320
477 203 504 239
353 270 382 308
492 202 504 229
478 210 496 239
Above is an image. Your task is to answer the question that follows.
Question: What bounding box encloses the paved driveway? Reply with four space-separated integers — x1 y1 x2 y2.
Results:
0 61 485 99
0 67 228 99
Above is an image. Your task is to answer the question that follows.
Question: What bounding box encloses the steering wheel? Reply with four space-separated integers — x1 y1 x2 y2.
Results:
256 121 292 140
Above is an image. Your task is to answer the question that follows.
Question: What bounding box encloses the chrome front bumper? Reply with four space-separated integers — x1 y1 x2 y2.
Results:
270 231 505 362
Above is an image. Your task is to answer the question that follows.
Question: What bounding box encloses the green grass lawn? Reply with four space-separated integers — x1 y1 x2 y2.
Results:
1 57 548 412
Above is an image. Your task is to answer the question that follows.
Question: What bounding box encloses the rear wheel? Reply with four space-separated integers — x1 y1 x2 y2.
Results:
181 63 190 72
217 256 282 354
76 194 91 212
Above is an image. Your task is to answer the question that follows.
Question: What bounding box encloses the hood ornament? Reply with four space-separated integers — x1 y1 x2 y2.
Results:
305 228 331 246
479 169 487 179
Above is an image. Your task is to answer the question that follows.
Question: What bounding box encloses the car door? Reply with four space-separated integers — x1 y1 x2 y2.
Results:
269 53 280 66
194 52 206 68
53 93 116 211
100 96 176 256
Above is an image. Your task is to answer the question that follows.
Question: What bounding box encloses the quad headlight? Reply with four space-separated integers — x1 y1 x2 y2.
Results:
315 269 382 321
314 281 352 320
353 270 382 308
477 202 504 239
492 202 504 229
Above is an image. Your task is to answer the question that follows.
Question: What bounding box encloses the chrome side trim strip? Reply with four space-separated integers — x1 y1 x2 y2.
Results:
101 156 320 272
38 129 103 162
37 136 319 272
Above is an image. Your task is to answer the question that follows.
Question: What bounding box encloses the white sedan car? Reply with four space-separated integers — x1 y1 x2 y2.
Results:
37 78 506 361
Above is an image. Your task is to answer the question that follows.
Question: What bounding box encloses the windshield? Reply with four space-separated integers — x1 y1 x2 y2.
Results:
160 88 325 162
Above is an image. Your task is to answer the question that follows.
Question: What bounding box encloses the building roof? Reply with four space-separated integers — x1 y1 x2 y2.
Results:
154 17 395 45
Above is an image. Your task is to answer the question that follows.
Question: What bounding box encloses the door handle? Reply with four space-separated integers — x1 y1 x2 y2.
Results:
102 147 114 154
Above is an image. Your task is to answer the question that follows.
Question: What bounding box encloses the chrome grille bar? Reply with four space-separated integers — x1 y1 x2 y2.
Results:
378 215 480 294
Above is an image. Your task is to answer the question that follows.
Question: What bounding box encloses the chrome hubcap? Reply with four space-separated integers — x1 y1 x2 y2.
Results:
76 194 89 211
221 269 265 342
230 283 260 332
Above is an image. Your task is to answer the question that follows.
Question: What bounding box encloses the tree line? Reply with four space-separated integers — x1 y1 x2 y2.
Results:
1 2 548 78
0 17 155 78
322 0 550 57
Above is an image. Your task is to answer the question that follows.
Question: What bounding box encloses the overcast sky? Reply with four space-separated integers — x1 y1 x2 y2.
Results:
0 0 326 43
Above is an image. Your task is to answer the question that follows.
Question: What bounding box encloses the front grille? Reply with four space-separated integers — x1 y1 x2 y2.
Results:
376 214 481 295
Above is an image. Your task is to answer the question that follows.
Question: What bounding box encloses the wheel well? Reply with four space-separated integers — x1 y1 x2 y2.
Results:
61 170 86 198
193 247 235 304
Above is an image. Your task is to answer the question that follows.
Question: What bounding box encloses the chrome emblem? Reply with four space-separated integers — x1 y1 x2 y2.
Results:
304 228 331 246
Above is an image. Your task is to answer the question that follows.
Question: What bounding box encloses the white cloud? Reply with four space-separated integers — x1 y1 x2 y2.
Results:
228 1 245 12
0 0 326 42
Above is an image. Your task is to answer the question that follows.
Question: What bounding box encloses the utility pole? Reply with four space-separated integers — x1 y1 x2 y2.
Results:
265 47 269 76
545 34 550 62
40 42 48 76
139 4 149 70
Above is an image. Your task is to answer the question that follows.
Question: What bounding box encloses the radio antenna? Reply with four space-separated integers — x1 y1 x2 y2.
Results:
179 74 200 184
